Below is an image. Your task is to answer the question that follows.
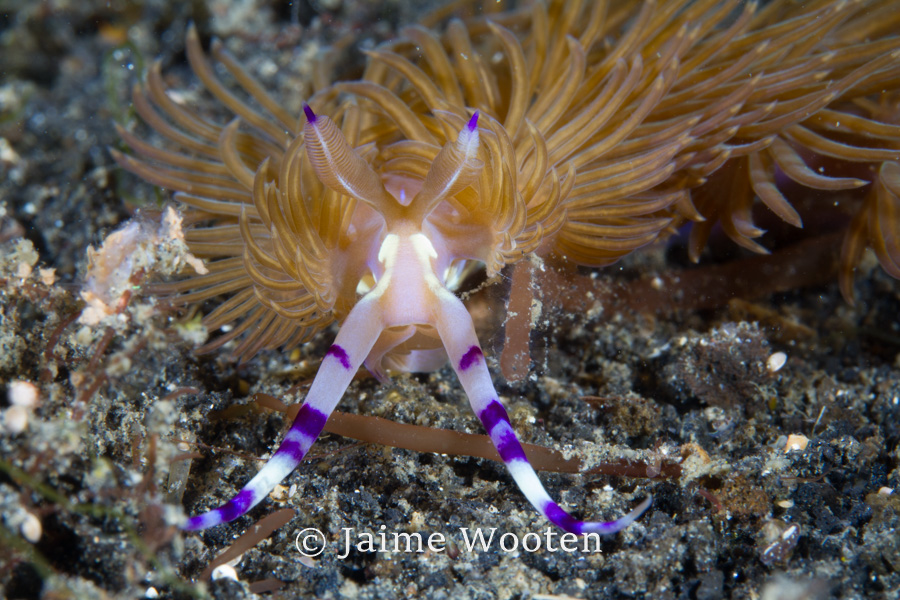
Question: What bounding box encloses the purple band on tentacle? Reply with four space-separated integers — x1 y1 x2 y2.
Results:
587 521 621 535
479 399 508 432
495 428 528 463
544 503 583 535
184 513 215 531
291 403 329 441
467 111 479 132
275 439 304 461
325 344 352 369
182 514 207 531
458 345 483 371
218 489 255 523
303 104 316 123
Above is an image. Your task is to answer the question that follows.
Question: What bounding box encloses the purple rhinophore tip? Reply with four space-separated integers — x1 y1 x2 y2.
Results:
467 111 479 132
303 104 316 124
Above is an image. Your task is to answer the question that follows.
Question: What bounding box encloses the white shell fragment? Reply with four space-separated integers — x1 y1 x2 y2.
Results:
211 564 239 581
766 352 787 373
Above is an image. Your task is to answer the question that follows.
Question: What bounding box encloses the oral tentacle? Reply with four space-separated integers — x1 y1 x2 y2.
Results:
434 289 652 535
183 295 385 530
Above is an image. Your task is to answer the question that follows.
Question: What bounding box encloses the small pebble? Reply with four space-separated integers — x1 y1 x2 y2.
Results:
8 380 39 407
759 520 800 566
20 512 42 543
39 267 56 285
2 405 29 434
784 434 809 452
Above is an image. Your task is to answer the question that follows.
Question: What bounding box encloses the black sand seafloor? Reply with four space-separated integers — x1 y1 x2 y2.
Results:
1 1 898 599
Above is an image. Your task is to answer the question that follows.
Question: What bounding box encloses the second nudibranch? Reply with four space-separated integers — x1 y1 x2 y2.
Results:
184 106 651 534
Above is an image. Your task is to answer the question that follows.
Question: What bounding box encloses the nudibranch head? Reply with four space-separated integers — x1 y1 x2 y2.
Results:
113 1 900 535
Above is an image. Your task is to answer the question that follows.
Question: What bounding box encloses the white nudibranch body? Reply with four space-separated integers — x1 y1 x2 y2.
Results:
183 107 651 534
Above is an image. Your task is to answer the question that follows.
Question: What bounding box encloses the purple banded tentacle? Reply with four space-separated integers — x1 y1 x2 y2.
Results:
183 295 385 530
474 397 652 534
434 290 651 535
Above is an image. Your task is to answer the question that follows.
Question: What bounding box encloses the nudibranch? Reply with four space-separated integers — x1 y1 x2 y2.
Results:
114 0 900 534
